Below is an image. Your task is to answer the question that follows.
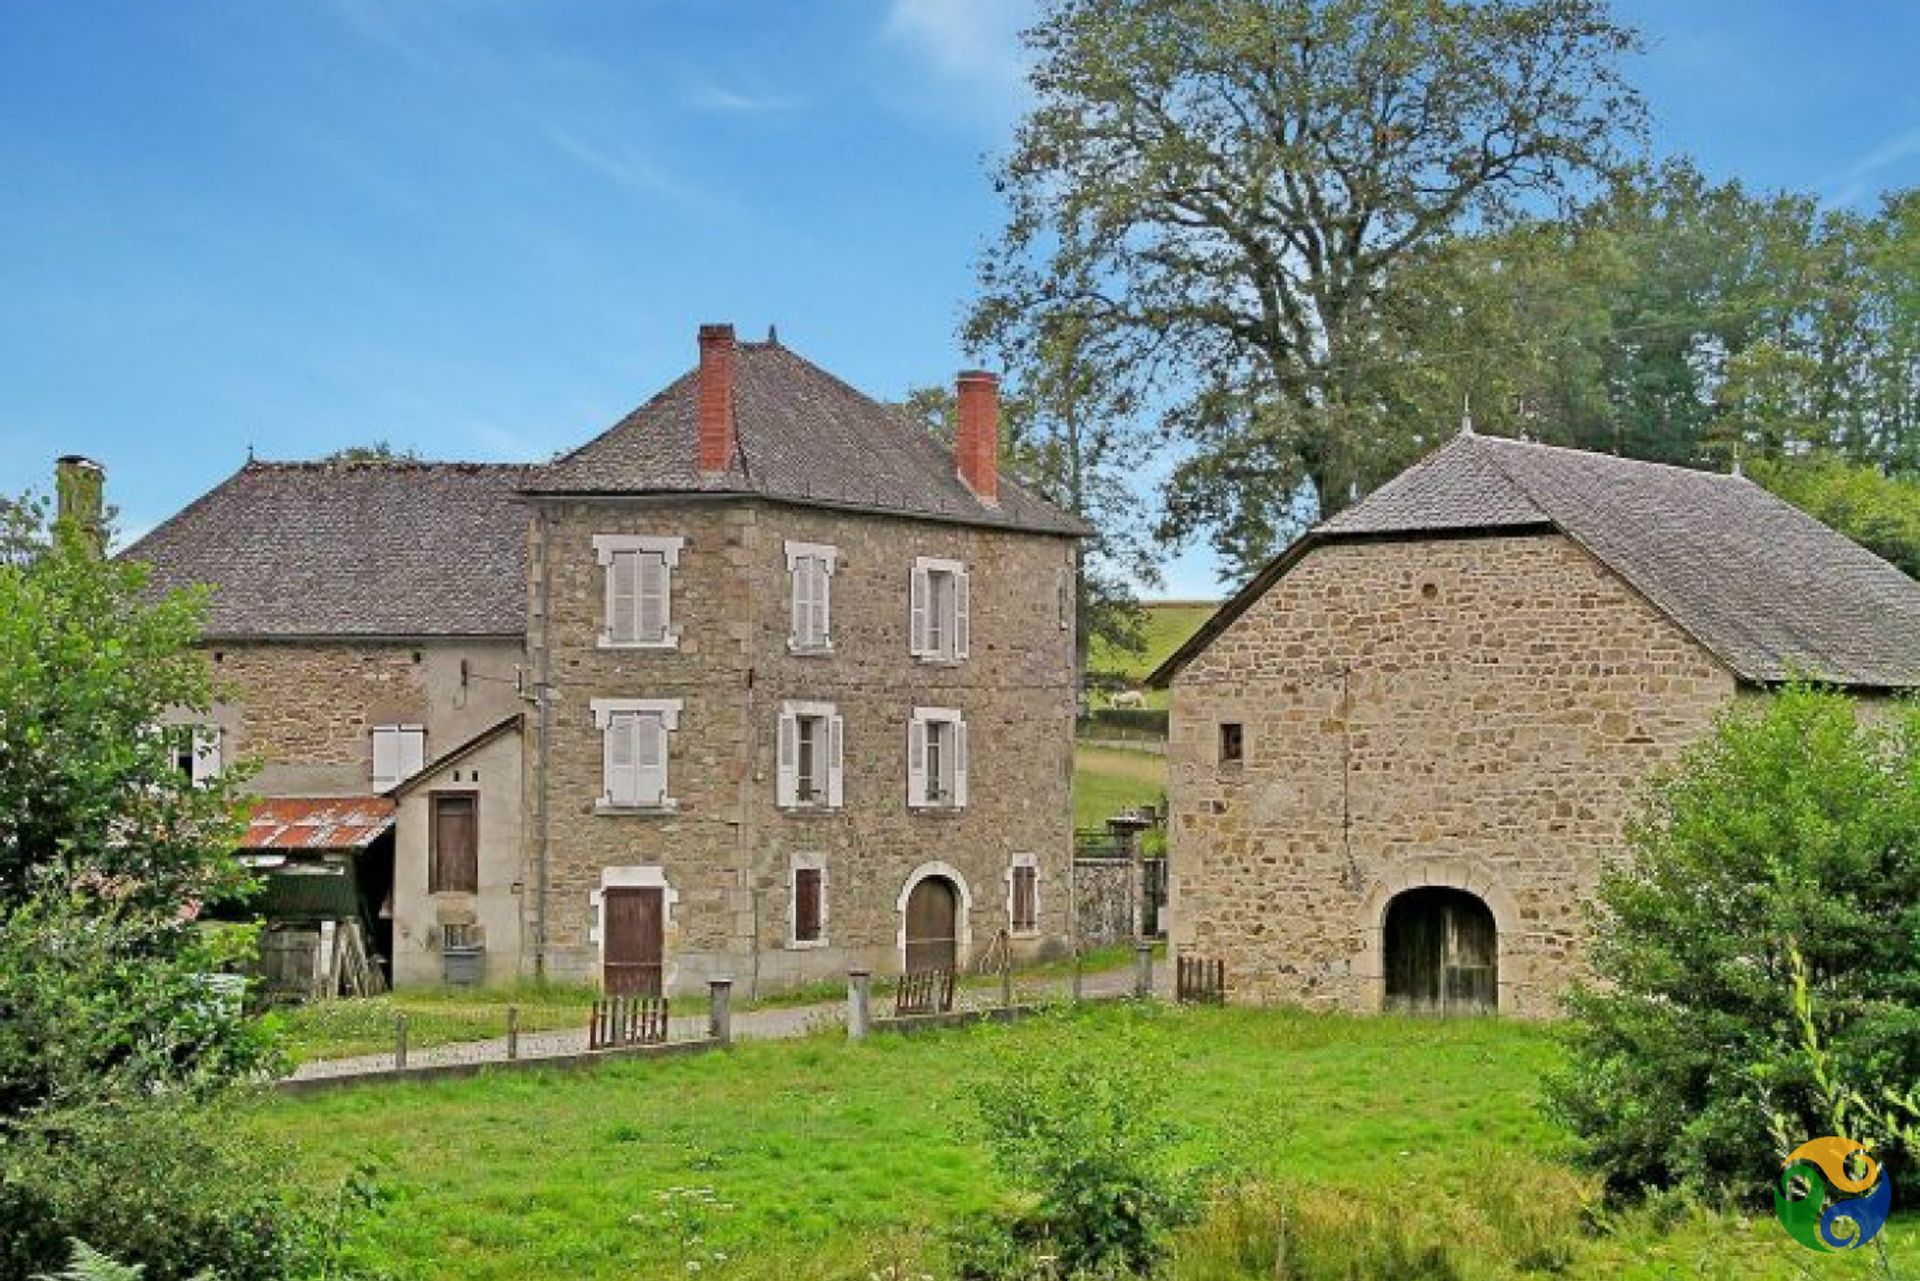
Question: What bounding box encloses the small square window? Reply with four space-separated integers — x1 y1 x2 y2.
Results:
1219 722 1244 767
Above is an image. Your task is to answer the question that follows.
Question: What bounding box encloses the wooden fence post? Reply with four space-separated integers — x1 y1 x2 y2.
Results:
394 1013 409 1071
847 969 872 1040
506 1005 519 1060
1134 941 1154 1000
708 978 733 1046
999 932 1013 1008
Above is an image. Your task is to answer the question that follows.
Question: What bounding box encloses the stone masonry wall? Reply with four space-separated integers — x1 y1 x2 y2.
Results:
1167 532 1738 1017
210 639 525 795
529 497 1079 995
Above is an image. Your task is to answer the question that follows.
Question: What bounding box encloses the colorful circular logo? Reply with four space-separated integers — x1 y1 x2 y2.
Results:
1774 1136 1892 1252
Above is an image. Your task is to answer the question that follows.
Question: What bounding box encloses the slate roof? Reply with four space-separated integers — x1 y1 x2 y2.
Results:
1152 431 1920 690
124 462 532 639
526 339 1090 536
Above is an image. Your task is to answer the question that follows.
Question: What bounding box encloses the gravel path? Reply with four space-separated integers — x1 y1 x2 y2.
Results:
286 960 1161 1082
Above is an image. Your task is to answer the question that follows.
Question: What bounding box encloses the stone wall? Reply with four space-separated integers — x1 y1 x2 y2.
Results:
1072 859 1135 946
210 638 525 796
1167 532 1738 1017
529 497 1080 995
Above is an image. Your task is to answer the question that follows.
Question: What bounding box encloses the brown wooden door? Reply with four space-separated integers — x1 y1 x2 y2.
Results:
904 876 958 973
604 886 664 996
1384 887 1497 1015
428 792 478 894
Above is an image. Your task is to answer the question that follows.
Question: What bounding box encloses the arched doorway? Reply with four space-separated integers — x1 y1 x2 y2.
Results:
1383 887 1497 1015
904 875 960 973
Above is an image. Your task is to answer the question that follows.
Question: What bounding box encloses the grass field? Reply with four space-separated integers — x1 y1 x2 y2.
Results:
254 1004 1916 1281
1086 601 1216 712
1074 741 1167 827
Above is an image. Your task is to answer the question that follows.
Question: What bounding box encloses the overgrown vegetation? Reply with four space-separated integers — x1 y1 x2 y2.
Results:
0 500 356 1281
1549 687 1920 1207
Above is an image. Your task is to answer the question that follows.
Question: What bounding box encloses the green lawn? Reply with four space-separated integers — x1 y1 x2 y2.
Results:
252 1004 1916 1281
1086 601 1216 712
1075 741 1167 827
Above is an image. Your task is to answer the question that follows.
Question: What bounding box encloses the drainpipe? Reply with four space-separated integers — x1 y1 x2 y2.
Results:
533 504 555 979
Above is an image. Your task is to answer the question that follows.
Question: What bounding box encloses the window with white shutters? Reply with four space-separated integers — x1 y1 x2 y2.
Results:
168 725 221 786
592 699 682 810
907 707 967 809
777 701 844 809
594 535 685 648
372 725 425 789
784 541 837 653
909 557 969 662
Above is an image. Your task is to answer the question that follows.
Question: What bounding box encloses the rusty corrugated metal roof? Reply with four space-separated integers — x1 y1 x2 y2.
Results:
242 797 395 851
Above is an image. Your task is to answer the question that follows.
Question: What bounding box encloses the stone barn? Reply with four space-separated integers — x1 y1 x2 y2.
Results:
1149 429 1920 1017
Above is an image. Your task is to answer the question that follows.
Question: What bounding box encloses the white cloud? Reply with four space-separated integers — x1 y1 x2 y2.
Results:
541 126 733 216
1823 122 1920 209
882 0 1034 107
685 80 803 116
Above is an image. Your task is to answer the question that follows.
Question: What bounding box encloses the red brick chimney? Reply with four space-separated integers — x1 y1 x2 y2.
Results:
697 323 736 476
955 369 1000 504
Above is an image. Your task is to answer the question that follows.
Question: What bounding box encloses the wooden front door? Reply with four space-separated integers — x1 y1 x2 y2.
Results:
904 876 958 973
604 886 664 996
1384 887 1497 1015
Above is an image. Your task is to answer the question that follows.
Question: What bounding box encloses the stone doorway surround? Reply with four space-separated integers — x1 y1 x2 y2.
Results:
896 860 973 972
1355 858 1522 1015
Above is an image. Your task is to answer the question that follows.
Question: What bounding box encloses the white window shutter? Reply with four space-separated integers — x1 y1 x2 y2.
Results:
812 559 830 648
776 712 798 807
954 570 971 659
609 551 638 643
827 714 845 808
907 716 927 807
953 719 969 808
909 566 929 656
789 562 807 647
192 726 221 785
635 714 668 806
637 553 668 643
604 715 635 806
372 729 399 787
399 729 425 781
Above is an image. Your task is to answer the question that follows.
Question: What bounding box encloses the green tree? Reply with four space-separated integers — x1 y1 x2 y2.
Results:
1547 687 1920 1205
321 440 418 462
969 0 1644 578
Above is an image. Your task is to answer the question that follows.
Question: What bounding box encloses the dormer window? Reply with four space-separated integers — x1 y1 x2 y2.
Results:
910 557 969 662
785 541 837 653
595 534 685 649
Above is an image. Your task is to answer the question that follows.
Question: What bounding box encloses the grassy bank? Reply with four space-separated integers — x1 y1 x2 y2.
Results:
1086 601 1215 712
252 1003 1913 1280
1075 741 1167 827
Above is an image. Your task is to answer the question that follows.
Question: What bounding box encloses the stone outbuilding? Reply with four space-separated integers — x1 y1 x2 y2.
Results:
1149 429 1920 1017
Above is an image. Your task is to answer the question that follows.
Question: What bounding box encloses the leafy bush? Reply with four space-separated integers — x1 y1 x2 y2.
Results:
0 1096 367 1281
1546 687 1920 1204
962 1010 1200 1277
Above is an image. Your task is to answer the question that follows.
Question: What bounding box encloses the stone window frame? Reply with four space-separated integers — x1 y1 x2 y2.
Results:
591 697 683 814
1004 853 1041 937
909 556 970 663
784 540 838 655
787 851 829 949
1218 721 1245 769
594 533 685 651
906 706 968 810
777 699 845 810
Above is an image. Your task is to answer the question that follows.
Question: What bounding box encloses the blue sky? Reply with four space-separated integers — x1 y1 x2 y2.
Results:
5 1 1920 599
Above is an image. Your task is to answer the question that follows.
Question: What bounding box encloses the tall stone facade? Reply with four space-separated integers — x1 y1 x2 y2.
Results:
526 496 1079 994
1166 533 1736 1017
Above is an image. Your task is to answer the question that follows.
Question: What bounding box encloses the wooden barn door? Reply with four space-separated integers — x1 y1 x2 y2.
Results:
1384 887 1497 1015
904 876 958 973
604 886 664 996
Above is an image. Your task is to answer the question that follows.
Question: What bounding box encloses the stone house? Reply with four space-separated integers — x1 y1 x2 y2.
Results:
1149 429 1920 1017
127 324 1085 994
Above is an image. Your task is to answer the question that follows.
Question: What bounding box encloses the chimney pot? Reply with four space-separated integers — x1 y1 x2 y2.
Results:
955 369 1000 504
697 323 737 477
54 455 107 555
